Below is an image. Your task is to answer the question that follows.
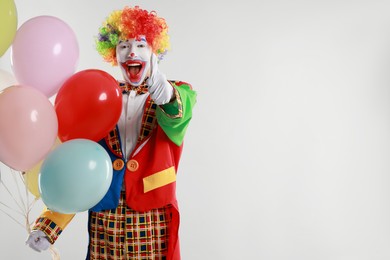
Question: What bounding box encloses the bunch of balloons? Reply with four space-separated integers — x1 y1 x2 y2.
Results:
0 1 122 213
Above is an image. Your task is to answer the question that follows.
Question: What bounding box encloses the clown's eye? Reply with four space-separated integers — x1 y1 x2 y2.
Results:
137 44 145 48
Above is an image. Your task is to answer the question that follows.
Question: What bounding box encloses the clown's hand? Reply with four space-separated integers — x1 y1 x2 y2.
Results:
146 53 174 105
26 230 51 252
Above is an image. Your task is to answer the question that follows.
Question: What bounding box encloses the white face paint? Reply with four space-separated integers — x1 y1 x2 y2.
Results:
116 36 152 87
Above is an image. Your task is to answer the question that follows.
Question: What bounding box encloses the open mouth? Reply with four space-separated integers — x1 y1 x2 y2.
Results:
121 60 145 83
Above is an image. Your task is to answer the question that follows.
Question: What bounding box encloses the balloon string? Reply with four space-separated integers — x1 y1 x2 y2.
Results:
27 197 39 216
19 171 35 233
0 206 25 229
0 177 25 214
50 245 61 260
25 173 30 233
2 170 32 233
11 169 27 215
0 200 24 216
22 172 61 260
25 197 39 233
0 167 61 259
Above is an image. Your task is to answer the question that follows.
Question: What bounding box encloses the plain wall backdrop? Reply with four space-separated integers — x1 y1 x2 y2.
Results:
1 0 390 259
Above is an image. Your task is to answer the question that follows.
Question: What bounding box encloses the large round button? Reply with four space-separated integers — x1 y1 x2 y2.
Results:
112 159 124 171
127 159 139 172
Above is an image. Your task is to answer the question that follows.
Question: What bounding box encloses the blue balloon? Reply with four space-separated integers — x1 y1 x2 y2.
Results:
39 139 113 213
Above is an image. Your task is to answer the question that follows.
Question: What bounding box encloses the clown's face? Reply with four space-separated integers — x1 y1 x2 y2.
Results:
116 36 152 86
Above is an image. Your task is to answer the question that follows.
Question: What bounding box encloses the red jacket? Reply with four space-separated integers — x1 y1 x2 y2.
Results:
124 124 182 211
95 82 196 259
124 124 182 259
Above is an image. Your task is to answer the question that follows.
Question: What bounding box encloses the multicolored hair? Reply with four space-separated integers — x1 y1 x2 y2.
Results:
96 6 170 66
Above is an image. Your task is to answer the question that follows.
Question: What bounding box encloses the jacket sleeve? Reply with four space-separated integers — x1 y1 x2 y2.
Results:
31 208 75 244
156 81 197 146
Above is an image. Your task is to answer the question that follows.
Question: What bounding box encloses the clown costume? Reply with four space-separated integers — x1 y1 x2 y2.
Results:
26 6 196 260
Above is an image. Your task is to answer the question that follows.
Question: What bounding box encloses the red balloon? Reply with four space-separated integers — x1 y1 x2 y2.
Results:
55 69 122 142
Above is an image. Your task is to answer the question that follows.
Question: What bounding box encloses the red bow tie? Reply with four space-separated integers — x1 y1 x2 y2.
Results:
119 78 149 95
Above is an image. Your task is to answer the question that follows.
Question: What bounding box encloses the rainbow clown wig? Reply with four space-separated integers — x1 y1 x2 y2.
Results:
96 6 170 66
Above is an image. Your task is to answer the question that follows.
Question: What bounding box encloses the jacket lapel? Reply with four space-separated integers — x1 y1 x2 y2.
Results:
104 96 158 159
104 126 124 158
138 96 157 143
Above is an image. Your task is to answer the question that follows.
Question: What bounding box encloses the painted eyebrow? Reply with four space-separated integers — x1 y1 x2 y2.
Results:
135 36 147 42
118 40 128 44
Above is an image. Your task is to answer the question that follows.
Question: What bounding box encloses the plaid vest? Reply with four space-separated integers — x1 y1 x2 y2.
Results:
90 94 182 213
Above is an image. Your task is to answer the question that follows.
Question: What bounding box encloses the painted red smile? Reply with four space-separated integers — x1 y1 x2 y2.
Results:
121 60 146 83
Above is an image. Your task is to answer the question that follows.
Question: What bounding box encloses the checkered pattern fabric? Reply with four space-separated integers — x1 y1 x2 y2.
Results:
106 127 123 157
105 99 157 156
32 217 63 244
105 81 158 157
139 100 157 143
88 192 172 260
119 80 149 95
159 87 182 119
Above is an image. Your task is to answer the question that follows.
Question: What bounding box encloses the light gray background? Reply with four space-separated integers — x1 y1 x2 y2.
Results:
1 0 390 259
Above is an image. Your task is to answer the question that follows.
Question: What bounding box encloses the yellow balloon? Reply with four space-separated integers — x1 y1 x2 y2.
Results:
24 161 42 198
0 0 17 57
23 138 62 198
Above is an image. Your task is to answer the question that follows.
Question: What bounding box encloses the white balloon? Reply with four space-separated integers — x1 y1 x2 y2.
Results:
0 69 17 91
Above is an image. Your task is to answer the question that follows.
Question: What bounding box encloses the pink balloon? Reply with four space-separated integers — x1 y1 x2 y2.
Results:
11 16 79 97
0 85 58 171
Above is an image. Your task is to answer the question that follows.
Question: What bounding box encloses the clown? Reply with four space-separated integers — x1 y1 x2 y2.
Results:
26 6 196 260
